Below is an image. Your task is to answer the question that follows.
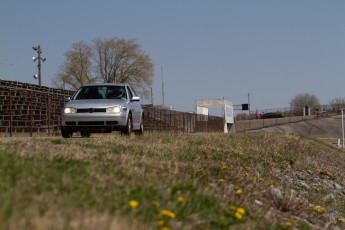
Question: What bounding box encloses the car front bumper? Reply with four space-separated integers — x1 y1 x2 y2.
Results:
61 113 128 132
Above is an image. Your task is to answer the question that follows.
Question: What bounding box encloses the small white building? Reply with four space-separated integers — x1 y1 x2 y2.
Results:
196 99 234 133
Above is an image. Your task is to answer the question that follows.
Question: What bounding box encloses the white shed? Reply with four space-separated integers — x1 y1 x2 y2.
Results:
196 99 234 133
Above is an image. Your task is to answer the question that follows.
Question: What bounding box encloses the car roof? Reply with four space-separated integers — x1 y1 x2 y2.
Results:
81 83 128 87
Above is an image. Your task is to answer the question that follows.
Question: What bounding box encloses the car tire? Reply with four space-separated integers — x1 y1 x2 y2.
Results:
121 114 133 136
61 127 73 138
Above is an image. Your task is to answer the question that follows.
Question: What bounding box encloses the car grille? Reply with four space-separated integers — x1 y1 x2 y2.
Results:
78 121 105 126
65 121 118 126
106 121 118 125
77 108 106 113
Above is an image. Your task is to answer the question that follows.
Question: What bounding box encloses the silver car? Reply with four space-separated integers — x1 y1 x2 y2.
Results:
60 83 144 138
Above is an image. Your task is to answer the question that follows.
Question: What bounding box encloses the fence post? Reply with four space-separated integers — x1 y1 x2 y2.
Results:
48 94 51 136
182 113 186 132
30 92 33 137
9 89 12 137
170 110 172 131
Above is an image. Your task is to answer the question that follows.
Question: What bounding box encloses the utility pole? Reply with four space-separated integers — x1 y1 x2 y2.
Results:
341 109 345 148
161 66 165 105
150 86 153 105
32 45 46 86
248 93 250 116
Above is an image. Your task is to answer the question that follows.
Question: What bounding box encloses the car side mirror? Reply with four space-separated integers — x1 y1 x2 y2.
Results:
65 96 71 102
131 96 140 101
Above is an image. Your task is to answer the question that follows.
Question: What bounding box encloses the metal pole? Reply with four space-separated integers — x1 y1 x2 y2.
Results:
339 109 344 147
30 93 33 137
33 45 45 86
9 89 12 137
248 93 250 116
161 66 164 105
150 87 153 105
48 94 51 135
38 45 42 86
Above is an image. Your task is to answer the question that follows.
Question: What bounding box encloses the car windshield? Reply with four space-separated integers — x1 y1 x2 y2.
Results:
73 86 127 100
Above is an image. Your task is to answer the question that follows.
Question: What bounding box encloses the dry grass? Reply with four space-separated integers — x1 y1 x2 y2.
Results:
0 132 345 229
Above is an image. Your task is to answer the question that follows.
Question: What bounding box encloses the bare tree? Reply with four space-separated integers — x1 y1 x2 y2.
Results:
290 93 320 115
329 97 345 112
52 41 96 90
53 38 154 99
93 37 153 93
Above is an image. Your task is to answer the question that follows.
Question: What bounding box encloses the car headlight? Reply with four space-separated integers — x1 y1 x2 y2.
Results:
106 106 121 113
64 107 77 114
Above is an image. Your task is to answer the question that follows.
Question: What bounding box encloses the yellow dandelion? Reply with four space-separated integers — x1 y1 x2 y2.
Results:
236 189 243 196
337 217 344 222
161 209 176 219
283 221 293 228
314 205 325 213
270 184 275 188
218 178 225 182
151 200 160 207
236 207 246 215
250 177 256 181
223 165 229 169
233 207 246 220
177 195 184 203
244 171 249 177
234 212 243 220
157 220 165 226
258 177 264 182
128 200 139 208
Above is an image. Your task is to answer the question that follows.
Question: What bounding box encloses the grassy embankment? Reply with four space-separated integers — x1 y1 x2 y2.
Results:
0 132 345 230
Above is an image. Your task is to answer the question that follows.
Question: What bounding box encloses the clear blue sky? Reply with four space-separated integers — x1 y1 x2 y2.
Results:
1 1 345 112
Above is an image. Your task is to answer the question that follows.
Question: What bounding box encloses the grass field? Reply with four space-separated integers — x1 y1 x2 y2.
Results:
1 132 345 230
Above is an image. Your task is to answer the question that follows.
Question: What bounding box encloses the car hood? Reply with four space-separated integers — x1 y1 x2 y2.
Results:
65 99 128 108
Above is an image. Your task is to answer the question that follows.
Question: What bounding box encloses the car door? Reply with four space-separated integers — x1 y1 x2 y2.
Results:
127 86 141 128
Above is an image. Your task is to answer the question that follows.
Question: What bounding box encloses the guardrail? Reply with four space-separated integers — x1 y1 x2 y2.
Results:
235 114 328 132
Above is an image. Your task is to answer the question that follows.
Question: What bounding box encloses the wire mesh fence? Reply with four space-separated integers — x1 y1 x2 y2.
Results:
0 80 224 136
0 80 73 136
1 80 338 136
142 106 224 133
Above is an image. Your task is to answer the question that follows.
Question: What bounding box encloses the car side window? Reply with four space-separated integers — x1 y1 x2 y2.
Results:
129 86 137 97
127 86 134 99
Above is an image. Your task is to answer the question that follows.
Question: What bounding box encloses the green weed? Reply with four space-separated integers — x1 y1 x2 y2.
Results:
0 132 344 229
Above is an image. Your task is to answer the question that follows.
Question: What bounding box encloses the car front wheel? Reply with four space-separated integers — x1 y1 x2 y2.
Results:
121 114 133 135
61 127 73 138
